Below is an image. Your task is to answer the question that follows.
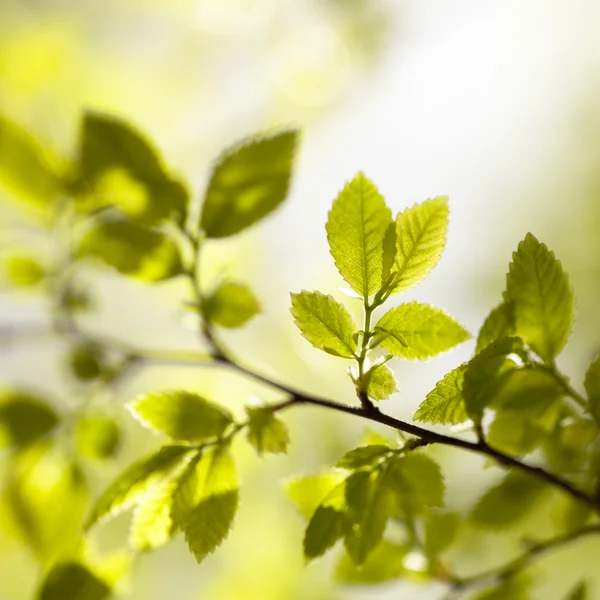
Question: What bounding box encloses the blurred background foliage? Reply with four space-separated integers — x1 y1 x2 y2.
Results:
1 0 600 599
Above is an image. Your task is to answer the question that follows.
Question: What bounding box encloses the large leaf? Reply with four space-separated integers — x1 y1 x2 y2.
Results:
246 406 290 455
203 281 260 328
585 355 600 424
128 390 233 442
476 301 515 354
376 302 470 359
79 219 182 281
414 364 469 425
505 233 573 362
392 196 449 293
37 562 111 600
200 130 297 238
326 172 393 297
290 290 358 357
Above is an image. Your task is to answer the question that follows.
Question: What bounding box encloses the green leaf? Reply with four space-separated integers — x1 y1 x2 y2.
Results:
471 576 533 600
487 409 546 456
3 254 45 287
336 445 392 469
200 130 298 238
585 355 600 424
414 364 469 425
172 445 239 563
78 111 186 224
365 364 398 400
67 342 105 381
477 301 515 354
0 115 61 211
285 472 346 520
245 406 290 455
85 444 191 529
129 390 233 442
470 471 546 529
204 281 260 328
505 233 574 362
423 510 460 557
0 390 58 448
335 540 409 583
392 196 449 293
564 581 588 600
79 219 182 281
376 302 471 359
75 414 121 460
37 562 111 600
290 290 358 357
388 453 445 508
325 172 393 297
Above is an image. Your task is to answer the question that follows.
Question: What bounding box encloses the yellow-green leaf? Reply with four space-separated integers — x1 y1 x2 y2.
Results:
204 281 260 328
365 363 398 401
3 254 45 288
246 406 290 455
414 364 468 425
75 414 121 460
388 453 445 508
37 562 111 600
336 445 392 469
285 472 346 520
335 541 409 584
476 301 515 354
585 355 600 425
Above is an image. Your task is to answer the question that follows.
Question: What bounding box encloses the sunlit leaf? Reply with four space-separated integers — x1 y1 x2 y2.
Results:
3 254 45 288
388 453 445 508
487 409 547 456
476 301 515 354
200 130 298 238
204 281 260 328
336 445 392 470
335 541 409 583
285 472 346 520
246 406 290 455
326 172 393 297
75 414 121 460
365 364 398 400
37 562 111 600
290 290 358 357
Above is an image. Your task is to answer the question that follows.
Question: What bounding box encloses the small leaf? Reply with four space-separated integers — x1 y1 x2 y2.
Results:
290 290 358 358
285 472 346 519
471 574 533 600
476 301 515 354
414 364 469 425
79 219 182 281
505 233 574 362
392 196 449 293
67 342 105 381
85 444 191 529
335 540 409 584
3 255 45 288
246 406 290 455
470 471 546 529
365 364 398 401
326 172 393 297
336 445 392 469
585 355 600 424
200 130 298 238
204 282 260 328
37 562 111 600
423 510 460 557
376 302 471 359
388 453 445 508
75 414 121 460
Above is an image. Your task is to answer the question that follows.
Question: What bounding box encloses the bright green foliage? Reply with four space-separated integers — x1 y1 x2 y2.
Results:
470 471 546 528
285 472 346 519
3 254 45 287
290 290 358 357
585 355 600 424
325 172 393 297
489 368 563 412
392 196 449 293
506 233 573 362
79 219 182 281
85 444 191 529
365 364 398 400
487 409 547 456
204 281 261 328
414 364 469 425
376 302 471 359
68 342 105 381
0 115 61 211
388 453 445 508
336 445 391 469
37 562 111 600
128 390 233 442
246 406 290 455
335 540 410 583
476 301 515 354
78 112 186 224
75 414 121 460
171 445 239 563
565 581 588 600
423 510 460 557
200 130 298 238
0 390 58 448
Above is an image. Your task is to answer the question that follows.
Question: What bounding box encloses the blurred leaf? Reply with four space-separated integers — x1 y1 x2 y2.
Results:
128 390 233 442
76 414 121 460
204 281 260 328
37 562 111 600
325 172 392 297
585 355 600 424
0 390 58 448
388 453 445 508
285 472 346 519
79 219 182 281
67 342 105 381
365 364 398 400
172 445 239 563
78 112 186 224
391 196 448 293
376 302 470 359
487 409 546 456
471 574 533 600
336 445 392 469
85 444 191 529
505 233 573 362
200 130 298 238
564 581 589 600
477 301 515 354
290 290 357 357
0 115 61 211
471 471 546 529
3 254 45 287
414 364 469 425
423 510 461 557
246 406 290 455
335 540 409 583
